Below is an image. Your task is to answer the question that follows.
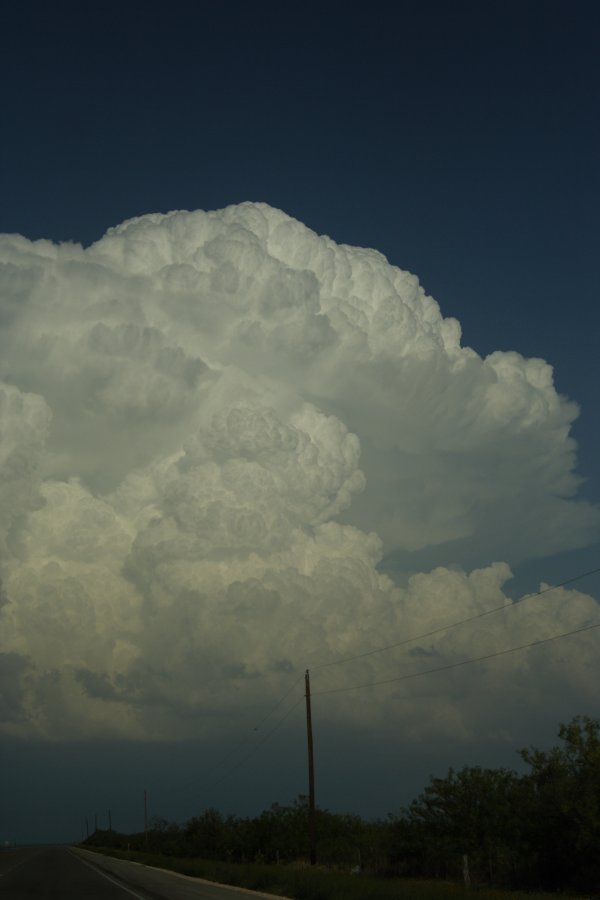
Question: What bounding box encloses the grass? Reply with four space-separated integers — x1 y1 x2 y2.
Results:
82 847 580 900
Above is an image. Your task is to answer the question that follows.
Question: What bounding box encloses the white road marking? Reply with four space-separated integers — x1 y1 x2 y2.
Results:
69 850 149 899
73 848 293 899
0 850 43 877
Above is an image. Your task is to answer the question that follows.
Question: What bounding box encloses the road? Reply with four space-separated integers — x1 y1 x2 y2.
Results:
0 846 288 899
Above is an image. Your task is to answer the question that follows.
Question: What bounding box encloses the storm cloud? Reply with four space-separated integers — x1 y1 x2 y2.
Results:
0 203 598 741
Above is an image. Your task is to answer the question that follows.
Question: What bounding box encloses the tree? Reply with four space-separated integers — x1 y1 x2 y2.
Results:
183 808 230 858
401 765 523 883
519 715 600 890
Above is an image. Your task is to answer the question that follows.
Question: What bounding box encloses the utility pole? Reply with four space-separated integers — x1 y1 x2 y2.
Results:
85 817 89 839
108 809 112 832
305 669 316 865
144 789 148 844
94 813 98 833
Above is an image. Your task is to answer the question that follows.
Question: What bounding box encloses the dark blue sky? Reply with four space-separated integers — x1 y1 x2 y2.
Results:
1 0 599 843
2 0 598 479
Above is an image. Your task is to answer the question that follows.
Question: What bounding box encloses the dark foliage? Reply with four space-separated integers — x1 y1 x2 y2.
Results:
83 716 600 893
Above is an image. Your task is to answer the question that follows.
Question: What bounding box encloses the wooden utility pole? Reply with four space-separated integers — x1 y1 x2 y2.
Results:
144 790 148 835
305 669 316 865
108 809 112 832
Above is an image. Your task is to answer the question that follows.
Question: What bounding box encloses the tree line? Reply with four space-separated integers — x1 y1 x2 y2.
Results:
84 715 600 893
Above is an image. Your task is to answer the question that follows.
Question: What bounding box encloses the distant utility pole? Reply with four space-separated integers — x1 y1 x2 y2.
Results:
108 809 112 832
144 789 148 839
85 817 89 839
305 669 316 865
94 813 98 833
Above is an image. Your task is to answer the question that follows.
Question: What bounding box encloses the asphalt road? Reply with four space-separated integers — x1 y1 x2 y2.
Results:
0 847 287 899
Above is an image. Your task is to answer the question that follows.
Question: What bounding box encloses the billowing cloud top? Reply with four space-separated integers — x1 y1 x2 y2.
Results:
0 203 598 740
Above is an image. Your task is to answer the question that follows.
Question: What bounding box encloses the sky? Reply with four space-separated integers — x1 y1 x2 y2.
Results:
0 0 599 845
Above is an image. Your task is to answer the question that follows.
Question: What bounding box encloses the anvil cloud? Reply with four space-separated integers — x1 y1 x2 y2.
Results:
0 203 598 741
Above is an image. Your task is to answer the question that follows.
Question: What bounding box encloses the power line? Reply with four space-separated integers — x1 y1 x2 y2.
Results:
200 674 305 780
250 674 305 733
311 565 600 672
204 565 599 775
209 695 304 789
184 565 600 795
312 621 600 696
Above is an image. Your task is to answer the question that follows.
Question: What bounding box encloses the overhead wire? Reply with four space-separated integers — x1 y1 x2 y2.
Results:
201 673 305 779
168 675 305 807
312 621 600 696
209 695 304 789
194 564 600 790
311 565 600 672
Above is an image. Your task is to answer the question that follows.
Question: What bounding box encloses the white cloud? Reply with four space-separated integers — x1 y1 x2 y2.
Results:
0 383 51 558
0 203 598 741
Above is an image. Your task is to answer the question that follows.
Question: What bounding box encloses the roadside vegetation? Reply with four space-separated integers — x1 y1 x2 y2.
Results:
82 716 600 898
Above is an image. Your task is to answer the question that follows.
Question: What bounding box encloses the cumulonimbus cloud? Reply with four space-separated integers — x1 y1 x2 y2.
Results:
0 203 598 740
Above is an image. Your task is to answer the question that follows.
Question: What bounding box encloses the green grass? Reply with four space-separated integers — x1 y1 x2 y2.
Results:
82 847 581 900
